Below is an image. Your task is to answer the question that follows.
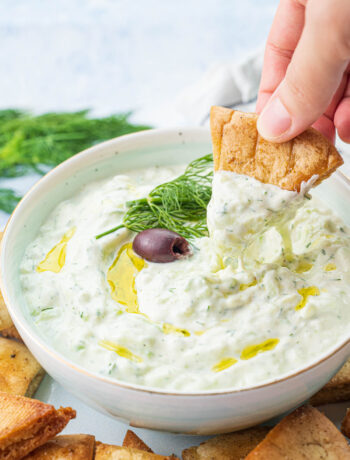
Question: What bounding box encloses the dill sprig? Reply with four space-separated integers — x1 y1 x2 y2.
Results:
0 109 150 214
0 188 21 214
96 154 214 240
0 109 150 178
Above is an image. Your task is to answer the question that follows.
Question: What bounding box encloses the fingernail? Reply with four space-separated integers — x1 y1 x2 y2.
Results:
257 97 292 140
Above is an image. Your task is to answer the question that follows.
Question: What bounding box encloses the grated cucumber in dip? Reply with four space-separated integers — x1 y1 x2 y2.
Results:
20 161 350 391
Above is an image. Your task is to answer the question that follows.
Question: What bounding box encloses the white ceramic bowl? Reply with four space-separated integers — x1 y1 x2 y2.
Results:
1 128 350 435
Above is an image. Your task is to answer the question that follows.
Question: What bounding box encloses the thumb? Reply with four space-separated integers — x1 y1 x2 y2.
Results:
257 0 350 142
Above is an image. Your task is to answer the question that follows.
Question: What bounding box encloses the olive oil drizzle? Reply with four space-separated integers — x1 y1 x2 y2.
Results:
99 340 142 363
212 358 238 373
37 227 76 273
107 243 145 314
295 261 313 273
213 338 280 372
107 243 192 336
239 279 257 291
295 286 320 311
162 323 190 337
241 338 280 360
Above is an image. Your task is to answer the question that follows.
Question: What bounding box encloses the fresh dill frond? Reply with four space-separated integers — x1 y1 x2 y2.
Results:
96 154 214 240
0 109 150 213
0 188 21 214
0 110 150 178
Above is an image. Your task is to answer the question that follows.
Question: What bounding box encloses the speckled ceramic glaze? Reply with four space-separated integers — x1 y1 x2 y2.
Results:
1 128 350 434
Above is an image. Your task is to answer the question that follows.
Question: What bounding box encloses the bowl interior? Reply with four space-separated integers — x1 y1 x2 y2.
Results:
2 127 350 394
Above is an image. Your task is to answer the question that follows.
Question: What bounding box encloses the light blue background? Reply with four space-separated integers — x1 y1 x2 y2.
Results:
0 0 277 117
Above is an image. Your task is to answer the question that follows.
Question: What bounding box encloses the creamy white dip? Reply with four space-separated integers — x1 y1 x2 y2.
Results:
20 164 350 391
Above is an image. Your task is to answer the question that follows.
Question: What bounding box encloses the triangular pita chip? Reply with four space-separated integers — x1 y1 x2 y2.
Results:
0 289 17 339
0 233 20 341
95 442 178 460
23 434 95 459
0 294 20 340
341 408 350 438
182 426 270 460
310 358 350 406
245 405 350 459
123 430 153 453
210 106 343 191
0 392 76 460
0 337 45 397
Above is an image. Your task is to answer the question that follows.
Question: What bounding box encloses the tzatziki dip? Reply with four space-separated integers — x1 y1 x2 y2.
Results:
20 157 350 391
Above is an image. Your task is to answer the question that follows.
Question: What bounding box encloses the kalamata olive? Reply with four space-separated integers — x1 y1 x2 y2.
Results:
132 228 192 263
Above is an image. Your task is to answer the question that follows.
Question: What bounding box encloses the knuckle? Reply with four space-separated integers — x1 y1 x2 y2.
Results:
290 0 308 8
267 41 294 61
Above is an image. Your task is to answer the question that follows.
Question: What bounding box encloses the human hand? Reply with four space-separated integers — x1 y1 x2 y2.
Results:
256 0 350 143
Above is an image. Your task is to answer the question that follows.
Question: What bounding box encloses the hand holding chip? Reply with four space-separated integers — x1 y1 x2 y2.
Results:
256 0 350 144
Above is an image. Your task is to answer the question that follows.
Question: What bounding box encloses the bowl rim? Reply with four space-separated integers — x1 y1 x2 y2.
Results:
1 126 350 397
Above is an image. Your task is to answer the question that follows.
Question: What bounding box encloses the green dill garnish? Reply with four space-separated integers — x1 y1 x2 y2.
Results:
76 341 86 351
0 110 150 177
0 109 150 213
306 242 311 248
0 188 21 214
31 306 54 317
96 154 213 240
108 362 117 374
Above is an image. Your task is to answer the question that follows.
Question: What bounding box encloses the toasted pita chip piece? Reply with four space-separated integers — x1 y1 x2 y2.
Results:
0 326 21 341
0 290 20 341
123 430 153 453
0 233 20 341
95 442 177 460
245 405 350 459
210 106 343 192
341 408 350 438
0 392 76 460
0 337 45 397
23 434 95 459
182 426 270 460
310 359 350 406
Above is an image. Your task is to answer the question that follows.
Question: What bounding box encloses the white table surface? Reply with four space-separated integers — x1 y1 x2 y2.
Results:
1 1 350 456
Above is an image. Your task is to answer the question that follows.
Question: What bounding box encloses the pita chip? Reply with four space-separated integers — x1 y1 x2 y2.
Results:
341 408 350 438
182 426 270 460
123 430 153 453
0 337 44 398
0 392 76 460
23 434 95 459
0 233 20 341
246 405 350 459
0 290 20 341
310 358 350 406
210 106 343 191
95 442 178 460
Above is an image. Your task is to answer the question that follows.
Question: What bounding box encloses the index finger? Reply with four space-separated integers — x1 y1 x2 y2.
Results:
256 0 306 113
